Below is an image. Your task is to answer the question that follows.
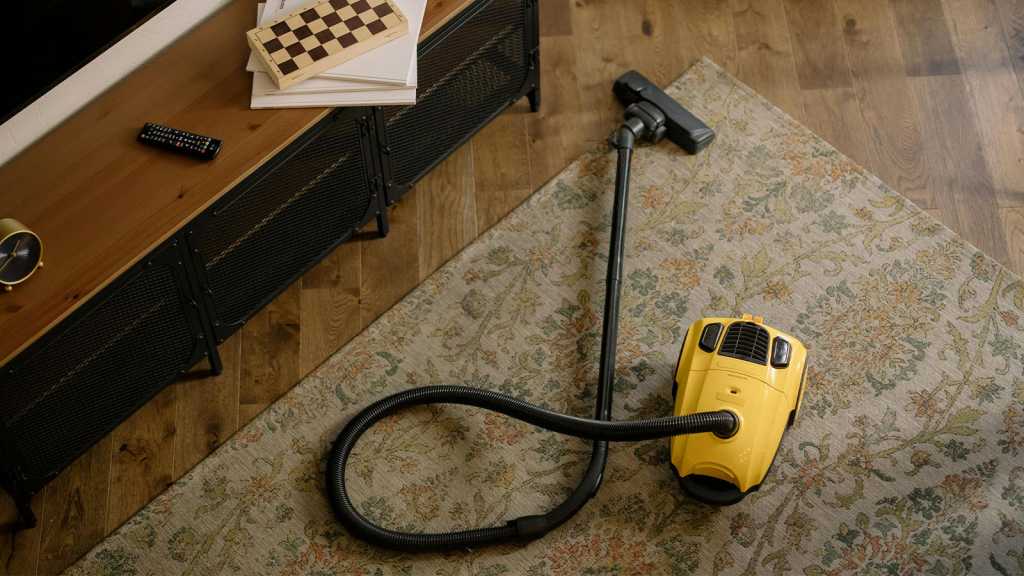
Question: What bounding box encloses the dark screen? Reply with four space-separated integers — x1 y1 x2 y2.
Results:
1 0 175 124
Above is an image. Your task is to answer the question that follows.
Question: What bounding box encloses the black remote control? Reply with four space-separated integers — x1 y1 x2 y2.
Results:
137 122 221 161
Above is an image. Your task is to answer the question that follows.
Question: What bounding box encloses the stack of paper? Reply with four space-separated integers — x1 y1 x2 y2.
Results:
248 0 425 109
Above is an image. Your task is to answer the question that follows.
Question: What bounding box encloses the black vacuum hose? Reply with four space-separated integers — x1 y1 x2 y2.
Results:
325 385 737 551
327 120 719 552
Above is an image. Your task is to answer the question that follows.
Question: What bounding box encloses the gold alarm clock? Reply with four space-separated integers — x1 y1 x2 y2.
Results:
0 218 43 291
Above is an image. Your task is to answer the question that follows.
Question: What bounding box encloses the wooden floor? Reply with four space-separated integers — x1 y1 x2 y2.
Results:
4 0 1024 573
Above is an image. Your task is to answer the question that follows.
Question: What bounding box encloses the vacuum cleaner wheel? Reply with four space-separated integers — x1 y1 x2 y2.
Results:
678 473 753 506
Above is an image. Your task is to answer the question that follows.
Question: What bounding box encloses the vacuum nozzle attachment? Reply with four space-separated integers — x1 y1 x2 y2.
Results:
613 70 716 154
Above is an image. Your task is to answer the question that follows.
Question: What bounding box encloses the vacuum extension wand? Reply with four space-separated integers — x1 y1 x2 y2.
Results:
326 71 719 552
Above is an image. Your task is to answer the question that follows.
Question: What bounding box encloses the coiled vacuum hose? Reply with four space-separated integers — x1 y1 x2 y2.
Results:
326 124 732 552
325 385 737 551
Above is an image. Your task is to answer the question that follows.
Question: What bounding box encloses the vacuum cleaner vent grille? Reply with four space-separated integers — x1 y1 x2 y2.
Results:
718 322 770 365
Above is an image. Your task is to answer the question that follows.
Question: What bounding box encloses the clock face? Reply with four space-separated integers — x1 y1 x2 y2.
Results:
0 230 42 285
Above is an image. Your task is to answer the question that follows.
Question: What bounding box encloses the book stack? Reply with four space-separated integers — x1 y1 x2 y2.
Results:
246 0 426 109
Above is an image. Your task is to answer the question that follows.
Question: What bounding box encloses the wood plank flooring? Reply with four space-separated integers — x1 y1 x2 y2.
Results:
3 0 1022 573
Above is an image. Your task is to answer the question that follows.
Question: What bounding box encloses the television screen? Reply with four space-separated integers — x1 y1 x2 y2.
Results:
1 0 175 124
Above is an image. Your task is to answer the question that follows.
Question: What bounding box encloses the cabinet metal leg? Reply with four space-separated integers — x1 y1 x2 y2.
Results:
376 209 390 238
372 177 390 239
527 84 541 113
15 493 36 529
206 343 223 376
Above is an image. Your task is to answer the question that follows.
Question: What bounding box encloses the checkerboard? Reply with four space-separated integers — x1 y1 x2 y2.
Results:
247 0 408 89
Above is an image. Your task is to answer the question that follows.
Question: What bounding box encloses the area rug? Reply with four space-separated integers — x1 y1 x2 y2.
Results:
67 58 1024 576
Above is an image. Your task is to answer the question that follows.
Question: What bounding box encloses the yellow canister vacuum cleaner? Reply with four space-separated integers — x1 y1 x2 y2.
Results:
327 71 808 550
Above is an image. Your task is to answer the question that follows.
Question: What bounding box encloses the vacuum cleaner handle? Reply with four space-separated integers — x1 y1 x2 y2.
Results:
613 70 715 154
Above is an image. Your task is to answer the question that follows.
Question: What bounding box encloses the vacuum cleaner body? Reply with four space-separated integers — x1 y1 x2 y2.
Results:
671 314 807 505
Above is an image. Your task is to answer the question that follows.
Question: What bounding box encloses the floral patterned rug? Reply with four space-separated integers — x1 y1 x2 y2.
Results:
67 59 1024 576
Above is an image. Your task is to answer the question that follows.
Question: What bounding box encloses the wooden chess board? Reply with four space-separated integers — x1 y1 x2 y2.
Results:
247 0 408 89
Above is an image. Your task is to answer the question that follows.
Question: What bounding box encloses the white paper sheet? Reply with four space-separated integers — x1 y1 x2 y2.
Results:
251 70 416 95
250 88 415 108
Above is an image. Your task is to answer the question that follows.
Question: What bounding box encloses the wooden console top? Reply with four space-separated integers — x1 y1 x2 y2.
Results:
0 0 472 366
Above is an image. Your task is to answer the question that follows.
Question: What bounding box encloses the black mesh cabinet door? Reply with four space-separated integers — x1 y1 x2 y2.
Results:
187 109 379 341
378 0 539 203
0 0 541 529
0 238 209 525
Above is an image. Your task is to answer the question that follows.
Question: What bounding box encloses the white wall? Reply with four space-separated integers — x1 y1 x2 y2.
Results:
0 0 231 167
